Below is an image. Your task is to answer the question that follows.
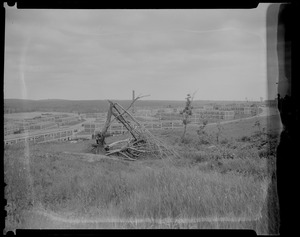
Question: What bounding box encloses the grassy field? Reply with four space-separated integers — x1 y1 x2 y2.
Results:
4 113 281 234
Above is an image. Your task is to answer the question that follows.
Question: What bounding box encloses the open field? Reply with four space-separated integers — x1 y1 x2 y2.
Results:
4 113 281 234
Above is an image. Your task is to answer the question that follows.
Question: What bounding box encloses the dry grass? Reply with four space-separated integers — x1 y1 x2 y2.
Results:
4 114 281 234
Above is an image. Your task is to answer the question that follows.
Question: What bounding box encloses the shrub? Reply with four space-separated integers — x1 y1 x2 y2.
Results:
239 136 251 142
220 138 229 144
198 137 210 145
181 136 194 145
257 149 266 158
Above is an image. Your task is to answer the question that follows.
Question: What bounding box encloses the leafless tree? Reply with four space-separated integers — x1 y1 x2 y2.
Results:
180 91 197 142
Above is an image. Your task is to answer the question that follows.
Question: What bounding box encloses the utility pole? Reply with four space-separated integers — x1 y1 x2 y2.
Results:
132 90 135 114
131 90 150 114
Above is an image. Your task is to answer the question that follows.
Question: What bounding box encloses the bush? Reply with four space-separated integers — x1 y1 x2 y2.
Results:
181 137 193 144
239 136 251 142
258 149 267 158
198 137 210 145
220 138 229 144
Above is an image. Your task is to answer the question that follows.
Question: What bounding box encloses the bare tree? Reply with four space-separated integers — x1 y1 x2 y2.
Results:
180 91 197 142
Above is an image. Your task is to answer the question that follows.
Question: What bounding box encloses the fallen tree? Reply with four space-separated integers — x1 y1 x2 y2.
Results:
91 99 179 161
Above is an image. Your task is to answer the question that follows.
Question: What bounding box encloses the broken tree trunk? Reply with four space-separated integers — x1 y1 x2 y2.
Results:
92 97 179 160
109 101 139 139
95 102 113 154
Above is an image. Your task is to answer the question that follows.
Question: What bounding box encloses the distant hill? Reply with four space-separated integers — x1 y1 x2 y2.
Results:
4 99 249 114
4 99 184 114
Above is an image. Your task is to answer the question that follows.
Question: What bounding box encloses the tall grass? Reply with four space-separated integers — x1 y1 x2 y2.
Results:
119 167 267 219
4 144 34 232
4 127 275 233
29 161 268 221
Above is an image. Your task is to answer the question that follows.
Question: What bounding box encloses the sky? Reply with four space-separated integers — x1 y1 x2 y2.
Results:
4 4 276 101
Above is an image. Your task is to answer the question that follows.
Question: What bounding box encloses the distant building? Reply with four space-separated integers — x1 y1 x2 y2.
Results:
94 118 106 123
244 107 252 115
29 121 58 130
54 115 79 126
264 99 278 108
85 113 100 119
4 128 75 146
157 109 235 122
203 105 214 111
134 109 154 117
4 124 20 136
4 108 16 114
217 104 259 116
83 122 104 134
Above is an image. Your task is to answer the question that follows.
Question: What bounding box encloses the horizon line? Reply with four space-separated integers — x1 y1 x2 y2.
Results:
4 98 264 102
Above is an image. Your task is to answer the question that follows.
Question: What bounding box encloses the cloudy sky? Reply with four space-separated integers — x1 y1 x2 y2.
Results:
4 4 274 101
